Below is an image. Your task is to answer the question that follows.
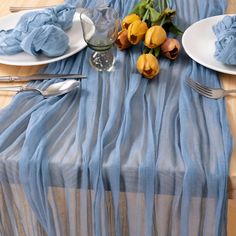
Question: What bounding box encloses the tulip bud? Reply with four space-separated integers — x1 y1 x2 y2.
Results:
122 14 141 30
136 54 160 79
128 20 148 45
144 25 167 48
115 29 132 50
160 38 180 60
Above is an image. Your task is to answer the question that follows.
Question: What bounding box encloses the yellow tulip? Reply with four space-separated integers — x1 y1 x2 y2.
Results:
144 25 167 48
115 29 132 50
136 54 160 79
121 14 141 30
161 38 180 60
128 20 148 45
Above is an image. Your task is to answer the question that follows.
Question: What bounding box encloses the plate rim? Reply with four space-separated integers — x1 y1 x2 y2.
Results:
182 14 236 75
0 10 89 66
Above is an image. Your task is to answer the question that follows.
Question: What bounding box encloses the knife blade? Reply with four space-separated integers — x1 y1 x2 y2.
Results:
0 74 87 82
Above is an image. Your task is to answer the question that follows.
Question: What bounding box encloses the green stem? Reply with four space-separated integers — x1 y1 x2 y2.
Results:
143 47 149 54
149 0 155 6
142 8 150 22
154 47 160 57
161 0 165 11
149 49 154 54
158 0 161 11
160 15 166 26
166 0 170 8
147 0 154 5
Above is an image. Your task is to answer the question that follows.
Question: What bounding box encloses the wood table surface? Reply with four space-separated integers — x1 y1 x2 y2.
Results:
0 0 235 235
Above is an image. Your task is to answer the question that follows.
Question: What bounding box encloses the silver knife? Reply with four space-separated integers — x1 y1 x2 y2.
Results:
0 74 87 82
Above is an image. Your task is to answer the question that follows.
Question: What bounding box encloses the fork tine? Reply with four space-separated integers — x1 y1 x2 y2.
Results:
187 79 212 93
187 85 212 97
188 78 213 91
185 79 204 95
186 80 212 96
186 79 213 98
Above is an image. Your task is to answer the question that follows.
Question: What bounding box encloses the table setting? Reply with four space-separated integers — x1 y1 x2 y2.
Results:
0 0 235 235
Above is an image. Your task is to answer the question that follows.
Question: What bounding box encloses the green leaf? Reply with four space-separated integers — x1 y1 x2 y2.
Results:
131 1 149 18
132 6 146 17
130 1 182 36
169 24 183 35
131 0 156 18
153 9 174 24
163 8 176 17
143 46 150 54
163 22 183 35
154 47 160 57
149 8 161 23
132 0 149 11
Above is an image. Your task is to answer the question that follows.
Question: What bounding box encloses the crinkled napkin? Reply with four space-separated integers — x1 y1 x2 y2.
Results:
213 15 236 65
0 3 76 57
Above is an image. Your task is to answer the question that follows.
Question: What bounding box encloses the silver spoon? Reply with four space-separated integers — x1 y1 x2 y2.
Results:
0 79 80 98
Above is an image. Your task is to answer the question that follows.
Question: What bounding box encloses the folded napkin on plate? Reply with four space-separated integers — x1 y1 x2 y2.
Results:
213 15 236 65
0 3 75 57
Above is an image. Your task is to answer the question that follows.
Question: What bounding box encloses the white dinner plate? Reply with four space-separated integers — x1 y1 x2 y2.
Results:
0 10 94 66
182 14 236 75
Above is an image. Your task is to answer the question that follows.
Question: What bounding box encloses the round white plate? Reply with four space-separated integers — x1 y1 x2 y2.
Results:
182 14 236 75
0 10 94 66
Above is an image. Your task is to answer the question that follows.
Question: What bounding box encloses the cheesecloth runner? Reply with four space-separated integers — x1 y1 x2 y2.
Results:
0 0 232 235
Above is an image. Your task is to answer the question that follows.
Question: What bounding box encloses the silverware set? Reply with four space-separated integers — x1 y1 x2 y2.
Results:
0 80 81 98
0 74 86 82
2 75 235 99
186 78 236 99
0 74 86 97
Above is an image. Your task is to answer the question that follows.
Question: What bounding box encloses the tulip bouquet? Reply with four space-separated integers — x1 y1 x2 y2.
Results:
116 0 182 79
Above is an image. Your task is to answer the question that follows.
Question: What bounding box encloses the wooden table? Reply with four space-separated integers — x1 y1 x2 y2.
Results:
0 0 235 235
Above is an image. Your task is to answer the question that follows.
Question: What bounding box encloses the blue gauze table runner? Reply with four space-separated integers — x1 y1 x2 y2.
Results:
0 0 232 235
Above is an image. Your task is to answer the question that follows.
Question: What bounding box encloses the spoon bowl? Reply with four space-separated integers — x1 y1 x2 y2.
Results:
0 79 81 98
40 80 81 97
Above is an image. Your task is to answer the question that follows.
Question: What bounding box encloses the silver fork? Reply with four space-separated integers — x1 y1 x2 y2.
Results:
186 78 236 99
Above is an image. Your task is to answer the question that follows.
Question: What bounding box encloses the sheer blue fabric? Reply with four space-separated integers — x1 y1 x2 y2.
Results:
0 0 232 235
213 15 236 65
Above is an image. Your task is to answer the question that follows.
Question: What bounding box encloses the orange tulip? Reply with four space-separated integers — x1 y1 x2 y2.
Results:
121 14 141 30
115 29 132 50
128 20 148 45
161 38 180 60
136 54 160 79
144 25 167 48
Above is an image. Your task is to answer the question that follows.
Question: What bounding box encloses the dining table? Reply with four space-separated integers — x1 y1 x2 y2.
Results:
0 0 235 235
